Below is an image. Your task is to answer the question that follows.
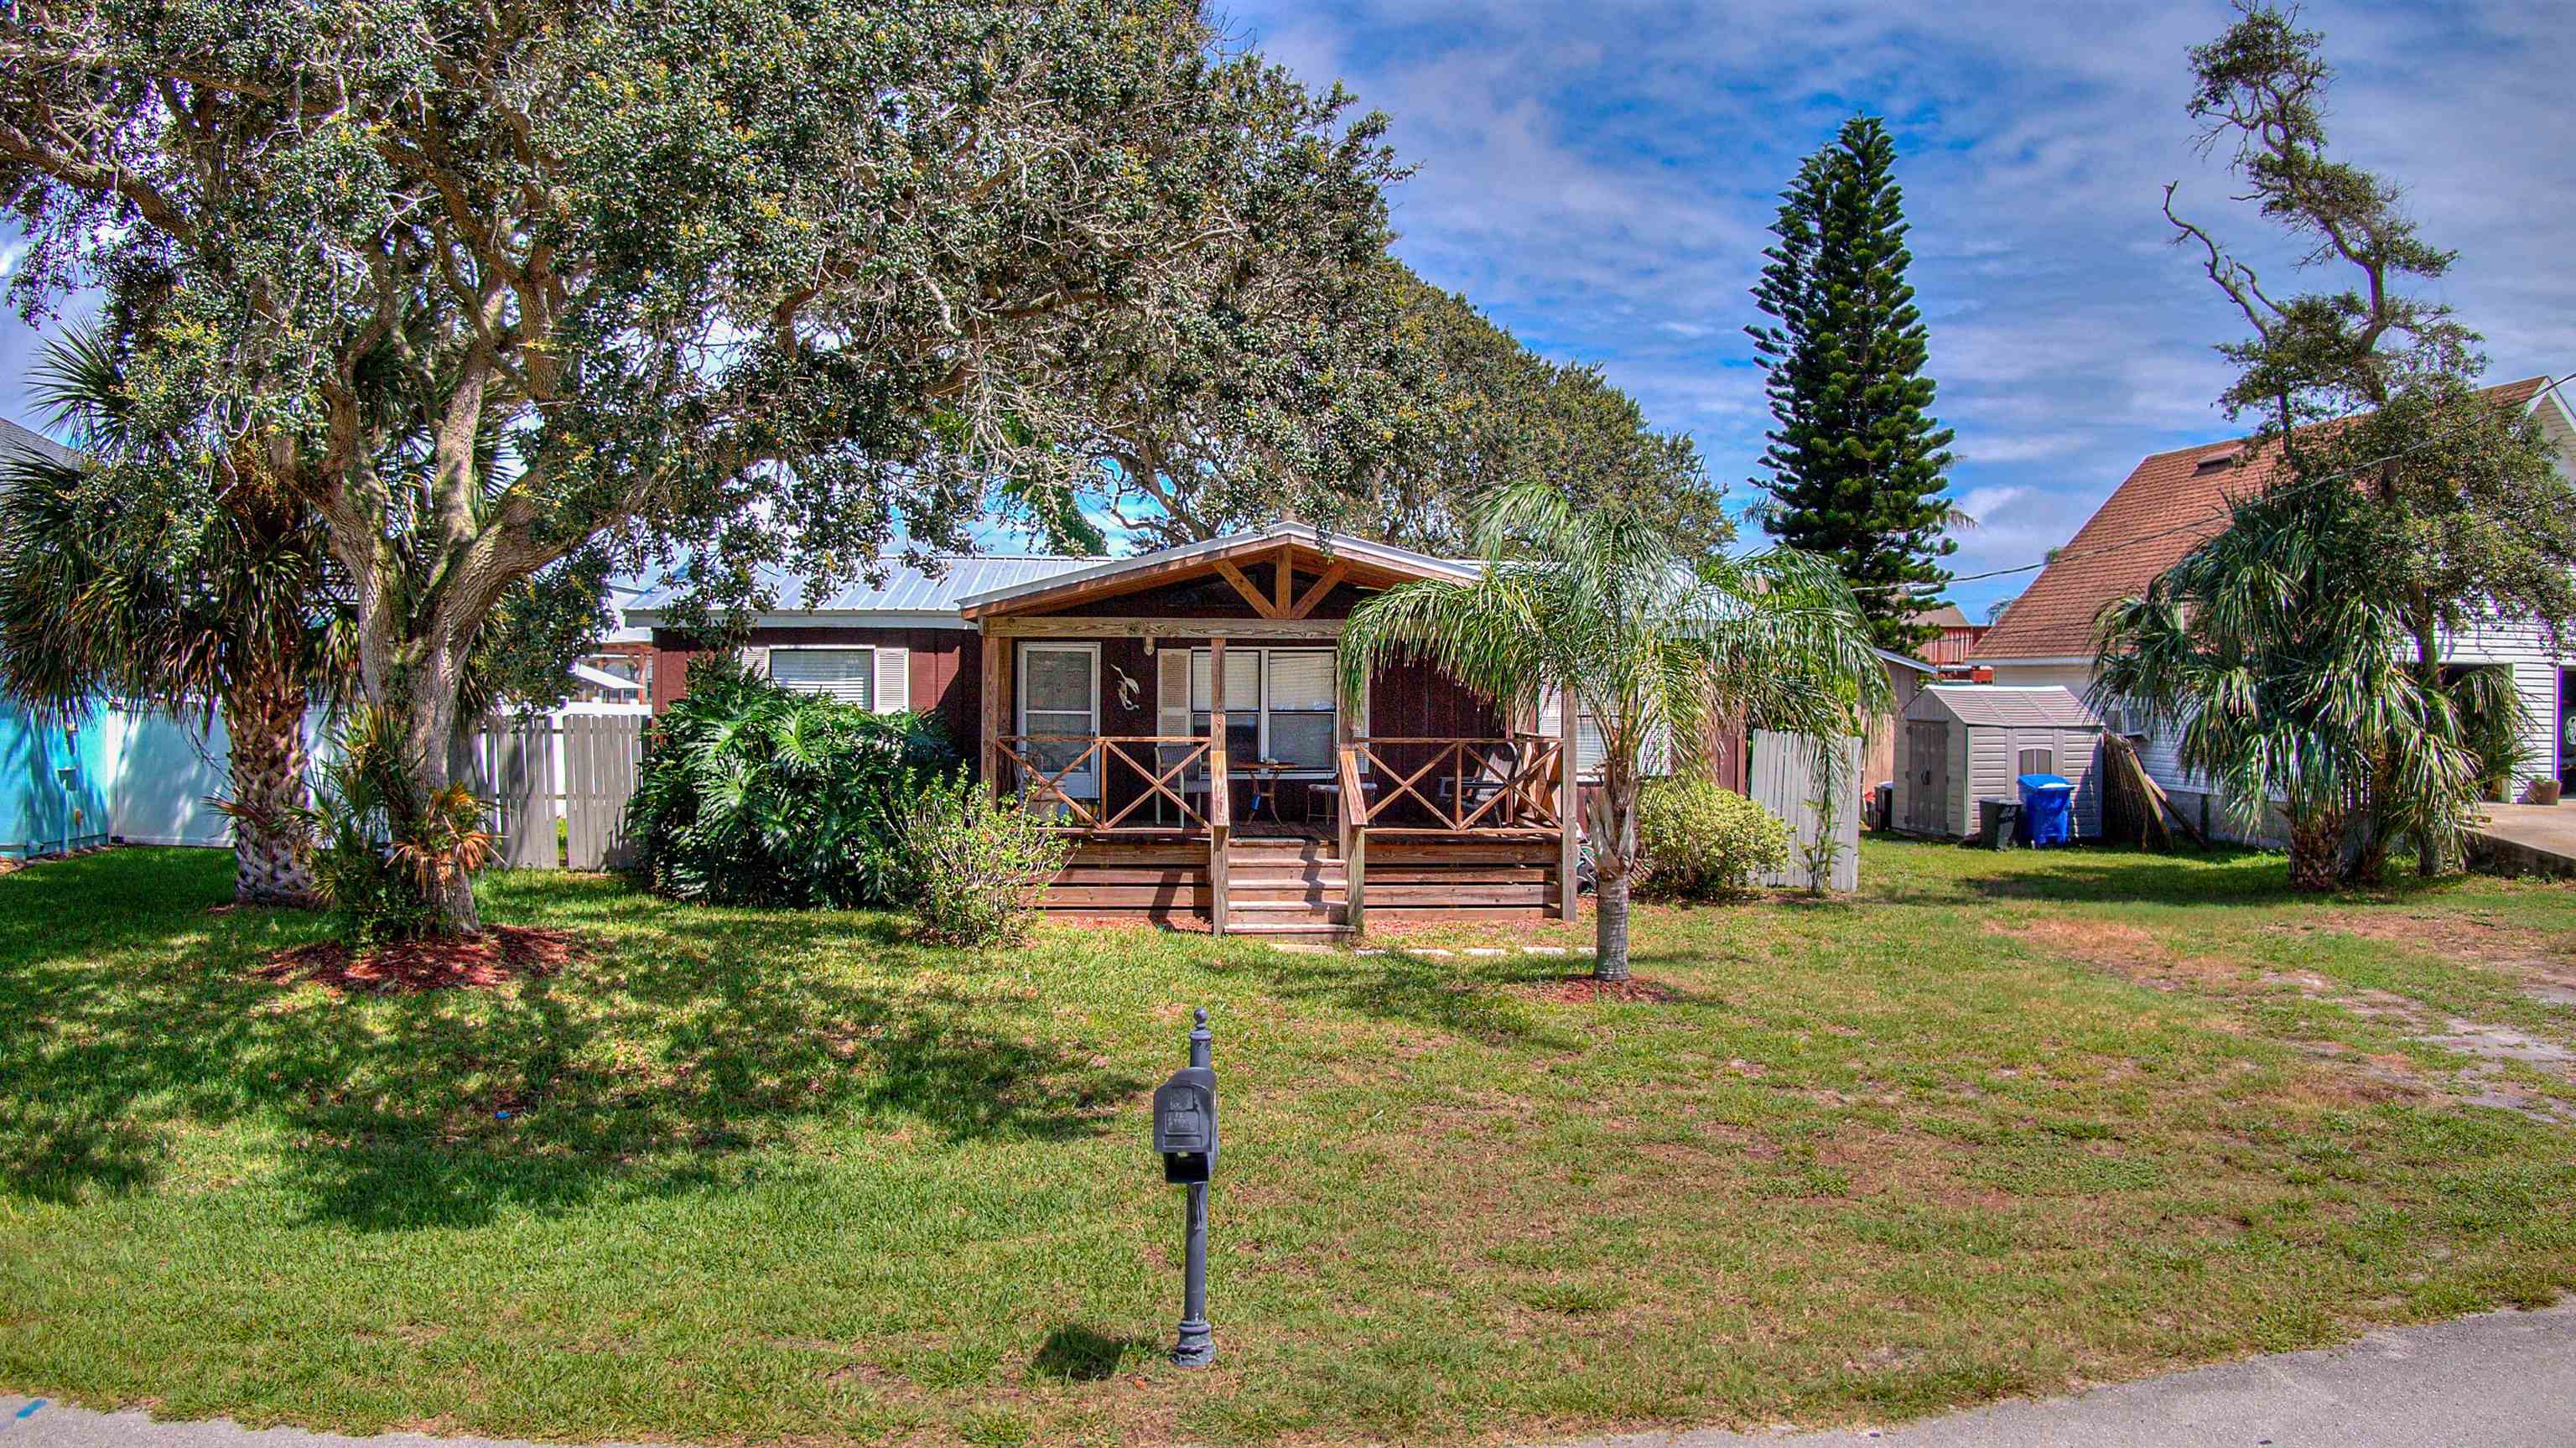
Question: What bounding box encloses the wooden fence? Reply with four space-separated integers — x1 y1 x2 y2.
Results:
1749 729 1862 893
449 708 648 870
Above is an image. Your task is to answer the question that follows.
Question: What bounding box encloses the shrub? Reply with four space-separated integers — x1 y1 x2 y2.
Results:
1633 777 1789 900
899 775 1071 947
297 707 497 945
628 656 959 908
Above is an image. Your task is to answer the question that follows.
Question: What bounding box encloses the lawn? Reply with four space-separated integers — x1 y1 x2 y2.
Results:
3 840 2573 1447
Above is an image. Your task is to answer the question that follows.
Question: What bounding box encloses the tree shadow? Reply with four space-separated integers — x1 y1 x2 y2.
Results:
0 850 1144 1229
1239 945 1581 1047
1028 1324 1149 1383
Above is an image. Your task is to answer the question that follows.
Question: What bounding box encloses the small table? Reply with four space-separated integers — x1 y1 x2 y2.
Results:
1231 760 1293 823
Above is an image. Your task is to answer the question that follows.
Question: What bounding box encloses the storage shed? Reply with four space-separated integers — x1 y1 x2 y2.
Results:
1893 685 2104 839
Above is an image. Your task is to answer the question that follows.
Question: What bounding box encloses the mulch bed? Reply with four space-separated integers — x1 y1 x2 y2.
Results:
1530 974 1683 1004
254 926 586 994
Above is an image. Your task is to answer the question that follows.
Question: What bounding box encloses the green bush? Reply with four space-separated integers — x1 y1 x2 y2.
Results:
1634 777 1790 900
898 775 1071 947
293 707 497 946
628 656 959 908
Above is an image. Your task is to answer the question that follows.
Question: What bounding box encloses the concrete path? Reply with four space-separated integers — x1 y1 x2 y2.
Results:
1553 1300 2576 1448
3 1302 2572 1448
2470 802 2576 878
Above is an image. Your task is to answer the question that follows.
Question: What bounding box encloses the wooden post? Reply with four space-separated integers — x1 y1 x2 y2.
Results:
1558 687 1580 922
1338 669 1365 933
979 631 1003 800
1208 636 1229 937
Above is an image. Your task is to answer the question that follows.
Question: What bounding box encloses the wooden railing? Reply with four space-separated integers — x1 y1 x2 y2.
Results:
994 734 1213 833
1338 734 1565 833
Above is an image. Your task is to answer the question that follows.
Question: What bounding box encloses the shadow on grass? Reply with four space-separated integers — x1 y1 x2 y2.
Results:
1029 1324 1150 1383
0 850 1143 1228
1241 944 1584 1046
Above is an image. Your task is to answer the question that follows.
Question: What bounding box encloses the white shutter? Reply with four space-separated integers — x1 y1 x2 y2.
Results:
767 647 875 705
738 644 771 677
872 645 910 714
1157 648 1192 736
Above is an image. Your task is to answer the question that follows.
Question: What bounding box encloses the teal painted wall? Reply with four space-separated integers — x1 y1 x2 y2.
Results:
0 703 113 859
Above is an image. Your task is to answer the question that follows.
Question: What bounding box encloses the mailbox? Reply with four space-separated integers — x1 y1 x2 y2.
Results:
1153 1066 1218 1183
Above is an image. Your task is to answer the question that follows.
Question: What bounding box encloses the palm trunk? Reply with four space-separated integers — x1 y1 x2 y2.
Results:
2287 808 2342 892
1593 871 1632 983
222 663 316 907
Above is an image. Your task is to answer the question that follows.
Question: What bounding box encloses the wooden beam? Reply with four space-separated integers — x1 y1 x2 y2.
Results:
979 633 1003 800
1285 561 1347 620
1273 548 1294 617
1212 558 1281 619
981 615 1344 641
1559 686 1580 922
1209 636 1230 937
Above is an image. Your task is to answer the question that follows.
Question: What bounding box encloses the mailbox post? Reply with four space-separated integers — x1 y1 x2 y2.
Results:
1152 1007 1218 1368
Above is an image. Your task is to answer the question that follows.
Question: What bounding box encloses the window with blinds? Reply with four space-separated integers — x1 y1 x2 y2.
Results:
767 647 875 707
1188 646 1337 771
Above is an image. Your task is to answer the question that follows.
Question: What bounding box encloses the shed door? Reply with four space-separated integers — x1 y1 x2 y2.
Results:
1906 722 1949 833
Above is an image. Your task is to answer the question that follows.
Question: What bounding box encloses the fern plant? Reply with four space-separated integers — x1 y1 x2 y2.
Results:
628 656 959 908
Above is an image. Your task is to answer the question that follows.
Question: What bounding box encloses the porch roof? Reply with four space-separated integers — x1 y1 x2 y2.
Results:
955 522 1479 619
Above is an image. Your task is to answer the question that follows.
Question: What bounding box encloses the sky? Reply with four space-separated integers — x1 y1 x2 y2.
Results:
1 1 2568 619
1216 0 2576 617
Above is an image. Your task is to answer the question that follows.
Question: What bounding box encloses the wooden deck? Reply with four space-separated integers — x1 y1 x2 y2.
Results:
1041 832 1565 932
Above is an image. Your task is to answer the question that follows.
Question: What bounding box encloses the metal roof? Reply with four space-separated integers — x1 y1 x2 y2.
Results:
0 418 83 471
626 555 1098 622
1903 684 2101 729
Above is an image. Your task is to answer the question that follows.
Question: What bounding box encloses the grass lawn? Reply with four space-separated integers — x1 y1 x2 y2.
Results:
3 840 2573 1446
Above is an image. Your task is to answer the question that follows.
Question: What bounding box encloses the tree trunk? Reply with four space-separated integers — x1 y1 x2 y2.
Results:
2286 809 2342 892
1593 871 1631 983
221 662 316 907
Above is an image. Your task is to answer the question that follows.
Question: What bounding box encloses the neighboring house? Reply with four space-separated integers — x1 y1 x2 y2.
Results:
1906 603 1988 678
1974 376 2576 840
630 523 1790 932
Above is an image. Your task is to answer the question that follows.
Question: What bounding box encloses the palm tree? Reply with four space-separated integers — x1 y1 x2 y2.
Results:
2091 475 2509 890
1341 482 1888 980
0 324 345 905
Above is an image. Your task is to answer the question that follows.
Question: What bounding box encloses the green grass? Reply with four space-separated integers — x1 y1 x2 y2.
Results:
2 839 2573 1445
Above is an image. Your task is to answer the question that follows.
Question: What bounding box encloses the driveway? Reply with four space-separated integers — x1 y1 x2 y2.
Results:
5 1302 2573 1448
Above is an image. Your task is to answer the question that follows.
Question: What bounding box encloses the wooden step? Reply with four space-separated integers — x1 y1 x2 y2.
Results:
1226 897 1345 916
1226 869 1347 887
1223 920 1356 935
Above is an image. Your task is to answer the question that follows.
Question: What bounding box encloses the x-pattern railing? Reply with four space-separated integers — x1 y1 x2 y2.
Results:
996 735 1213 833
1343 735 1563 832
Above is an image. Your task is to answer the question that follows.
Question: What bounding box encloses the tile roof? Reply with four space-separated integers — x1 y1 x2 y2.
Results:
1975 377 2557 661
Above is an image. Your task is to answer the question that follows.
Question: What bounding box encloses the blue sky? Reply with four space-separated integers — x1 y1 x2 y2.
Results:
2 1 2568 618
1222 0 2576 616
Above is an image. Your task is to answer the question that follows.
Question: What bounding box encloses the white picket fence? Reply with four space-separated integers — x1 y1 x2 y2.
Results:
102 702 649 871
449 706 649 869
1749 729 1862 893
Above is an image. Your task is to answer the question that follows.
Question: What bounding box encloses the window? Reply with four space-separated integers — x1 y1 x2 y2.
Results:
2018 747 2055 777
1018 642 1101 797
768 646 874 707
1191 646 1338 771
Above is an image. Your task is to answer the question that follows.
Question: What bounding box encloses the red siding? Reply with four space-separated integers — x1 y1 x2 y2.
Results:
651 626 984 754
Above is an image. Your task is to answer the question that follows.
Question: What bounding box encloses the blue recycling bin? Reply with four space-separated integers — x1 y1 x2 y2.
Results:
2017 773 2075 847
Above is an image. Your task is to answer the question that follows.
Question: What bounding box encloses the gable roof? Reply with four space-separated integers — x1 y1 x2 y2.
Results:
956 522 1478 617
1903 684 2101 729
1974 376 2563 662
1908 603 1971 631
0 418 83 472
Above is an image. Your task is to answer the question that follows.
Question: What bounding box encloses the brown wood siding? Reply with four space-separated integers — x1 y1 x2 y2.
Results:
650 627 983 755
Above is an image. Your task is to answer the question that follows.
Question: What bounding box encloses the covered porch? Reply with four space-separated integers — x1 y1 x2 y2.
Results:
958 527 1580 934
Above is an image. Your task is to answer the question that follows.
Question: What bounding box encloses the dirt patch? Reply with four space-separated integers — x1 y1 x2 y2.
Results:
254 926 585 994
1997 919 2248 991
2299 910 2576 1009
1526 974 1683 1004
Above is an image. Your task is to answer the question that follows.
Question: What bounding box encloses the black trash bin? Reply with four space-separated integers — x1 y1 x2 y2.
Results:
1977 797 2022 850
